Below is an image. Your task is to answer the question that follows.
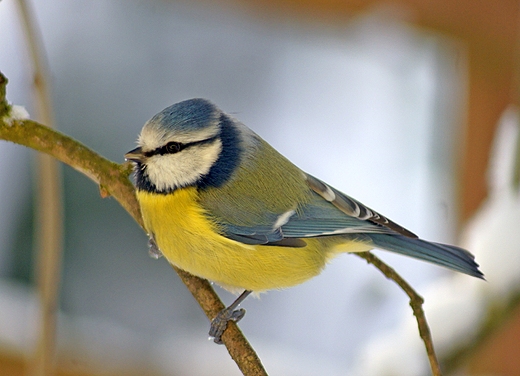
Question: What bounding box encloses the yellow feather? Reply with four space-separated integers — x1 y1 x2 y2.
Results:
137 187 372 292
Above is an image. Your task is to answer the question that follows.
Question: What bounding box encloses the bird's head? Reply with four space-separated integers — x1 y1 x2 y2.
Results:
126 98 242 193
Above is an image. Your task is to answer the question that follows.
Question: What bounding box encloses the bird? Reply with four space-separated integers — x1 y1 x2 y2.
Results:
125 98 483 344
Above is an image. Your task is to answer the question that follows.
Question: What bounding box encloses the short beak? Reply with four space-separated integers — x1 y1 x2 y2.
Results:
125 147 145 163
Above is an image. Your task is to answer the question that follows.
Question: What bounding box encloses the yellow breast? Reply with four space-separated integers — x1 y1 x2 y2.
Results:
136 187 371 292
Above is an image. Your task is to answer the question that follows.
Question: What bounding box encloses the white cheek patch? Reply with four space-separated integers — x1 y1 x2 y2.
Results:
145 140 222 191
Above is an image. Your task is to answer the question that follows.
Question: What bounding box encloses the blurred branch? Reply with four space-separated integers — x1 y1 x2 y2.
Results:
442 290 520 373
356 252 442 376
0 72 267 376
15 0 63 375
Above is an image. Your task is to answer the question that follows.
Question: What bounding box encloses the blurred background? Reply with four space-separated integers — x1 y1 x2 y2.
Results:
1 0 519 375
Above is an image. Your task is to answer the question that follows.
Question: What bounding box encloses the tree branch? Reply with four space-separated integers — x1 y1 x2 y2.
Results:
355 252 442 376
0 71 267 376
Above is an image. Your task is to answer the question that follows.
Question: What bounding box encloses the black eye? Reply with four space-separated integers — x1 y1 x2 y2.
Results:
164 142 183 154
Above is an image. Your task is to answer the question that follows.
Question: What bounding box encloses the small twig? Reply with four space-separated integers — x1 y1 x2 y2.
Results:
15 1 63 375
355 252 442 376
0 71 267 376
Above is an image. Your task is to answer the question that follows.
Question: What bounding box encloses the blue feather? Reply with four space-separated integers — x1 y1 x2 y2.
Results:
199 113 242 189
366 234 484 278
215 191 395 242
150 98 219 133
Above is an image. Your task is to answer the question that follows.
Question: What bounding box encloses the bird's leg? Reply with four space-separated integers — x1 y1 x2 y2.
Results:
147 234 163 259
209 290 252 344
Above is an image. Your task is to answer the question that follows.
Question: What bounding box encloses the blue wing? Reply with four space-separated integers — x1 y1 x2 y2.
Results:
213 173 411 246
206 172 483 278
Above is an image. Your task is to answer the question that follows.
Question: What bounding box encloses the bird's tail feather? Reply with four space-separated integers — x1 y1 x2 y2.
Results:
366 234 484 279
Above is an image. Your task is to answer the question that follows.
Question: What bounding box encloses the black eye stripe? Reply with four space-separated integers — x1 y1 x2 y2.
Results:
144 135 219 158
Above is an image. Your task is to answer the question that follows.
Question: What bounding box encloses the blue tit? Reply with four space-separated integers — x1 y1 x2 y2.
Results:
125 98 483 343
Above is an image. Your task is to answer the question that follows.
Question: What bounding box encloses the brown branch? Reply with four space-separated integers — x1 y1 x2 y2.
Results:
15 0 63 374
0 71 267 376
355 252 441 376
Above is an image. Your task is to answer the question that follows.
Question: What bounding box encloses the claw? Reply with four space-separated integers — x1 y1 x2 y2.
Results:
148 234 163 259
208 290 252 344
209 307 246 344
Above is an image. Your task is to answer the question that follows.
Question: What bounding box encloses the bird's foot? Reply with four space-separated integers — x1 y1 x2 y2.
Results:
148 235 163 259
209 307 246 344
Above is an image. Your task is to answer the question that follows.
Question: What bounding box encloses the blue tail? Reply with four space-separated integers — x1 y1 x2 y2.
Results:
366 234 484 279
